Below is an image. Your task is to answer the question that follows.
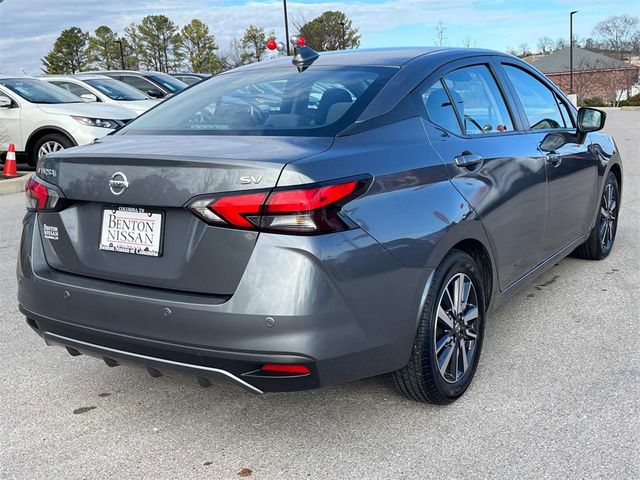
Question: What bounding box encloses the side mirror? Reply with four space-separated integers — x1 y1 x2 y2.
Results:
539 132 569 152
0 95 12 108
577 107 606 134
147 88 164 99
80 93 98 103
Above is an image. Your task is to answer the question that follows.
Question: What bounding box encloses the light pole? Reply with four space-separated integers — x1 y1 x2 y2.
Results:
339 21 346 50
114 40 125 70
283 0 290 56
570 10 578 94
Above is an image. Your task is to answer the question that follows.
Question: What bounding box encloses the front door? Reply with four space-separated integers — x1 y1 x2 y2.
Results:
501 64 597 256
0 89 22 152
420 63 548 290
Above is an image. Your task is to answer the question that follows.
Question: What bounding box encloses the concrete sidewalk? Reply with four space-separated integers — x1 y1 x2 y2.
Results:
0 173 29 196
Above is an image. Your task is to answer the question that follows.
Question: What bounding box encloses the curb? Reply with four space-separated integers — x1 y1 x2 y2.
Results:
601 107 640 111
0 173 29 196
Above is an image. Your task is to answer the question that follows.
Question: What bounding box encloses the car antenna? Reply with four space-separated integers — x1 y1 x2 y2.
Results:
290 36 319 72
266 35 319 72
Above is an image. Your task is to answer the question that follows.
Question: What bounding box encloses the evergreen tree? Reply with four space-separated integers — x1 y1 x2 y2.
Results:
42 27 89 74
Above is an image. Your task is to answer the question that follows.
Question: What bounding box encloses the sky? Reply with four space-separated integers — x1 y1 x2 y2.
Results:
0 0 639 75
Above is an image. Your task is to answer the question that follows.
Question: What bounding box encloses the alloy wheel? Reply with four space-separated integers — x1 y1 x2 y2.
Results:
38 140 64 160
434 273 479 384
599 183 617 250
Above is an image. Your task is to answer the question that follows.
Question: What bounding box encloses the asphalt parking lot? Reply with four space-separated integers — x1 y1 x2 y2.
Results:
1 109 638 479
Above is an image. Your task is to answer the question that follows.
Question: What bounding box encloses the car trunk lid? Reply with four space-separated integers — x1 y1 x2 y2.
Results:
36 134 333 295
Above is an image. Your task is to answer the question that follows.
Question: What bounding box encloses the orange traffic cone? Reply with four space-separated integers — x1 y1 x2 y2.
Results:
2 144 19 178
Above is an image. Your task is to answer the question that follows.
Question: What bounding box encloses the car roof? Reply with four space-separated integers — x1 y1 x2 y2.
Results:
42 74 113 81
232 47 504 72
81 70 172 76
0 75 36 80
174 73 209 77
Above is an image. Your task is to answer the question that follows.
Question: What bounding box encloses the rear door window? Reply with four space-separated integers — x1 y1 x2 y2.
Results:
120 75 158 94
442 65 514 135
50 81 92 98
503 65 567 130
421 81 463 135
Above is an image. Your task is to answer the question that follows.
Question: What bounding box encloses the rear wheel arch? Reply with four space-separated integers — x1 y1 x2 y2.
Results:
424 220 497 310
450 239 494 309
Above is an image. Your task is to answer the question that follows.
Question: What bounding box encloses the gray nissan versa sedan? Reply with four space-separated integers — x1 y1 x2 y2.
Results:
18 46 622 404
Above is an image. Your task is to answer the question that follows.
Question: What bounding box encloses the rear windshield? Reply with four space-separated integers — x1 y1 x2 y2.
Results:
120 66 395 137
0 78 82 104
84 78 149 101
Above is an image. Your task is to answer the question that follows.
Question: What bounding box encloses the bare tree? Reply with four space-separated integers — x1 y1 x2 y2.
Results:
593 14 639 60
555 38 568 51
517 43 531 57
220 39 245 69
536 36 554 54
433 20 447 47
632 29 640 54
462 37 474 48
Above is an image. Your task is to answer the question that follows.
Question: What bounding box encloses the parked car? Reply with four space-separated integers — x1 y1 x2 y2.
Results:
19 48 622 403
41 75 160 115
0 76 135 165
172 73 210 85
81 70 187 99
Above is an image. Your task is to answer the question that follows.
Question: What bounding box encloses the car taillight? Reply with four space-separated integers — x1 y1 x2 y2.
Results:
187 177 369 234
25 175 61 211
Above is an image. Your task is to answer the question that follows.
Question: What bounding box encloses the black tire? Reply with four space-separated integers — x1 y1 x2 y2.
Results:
394 250 486 404
573 172 620 260
30 133 74 167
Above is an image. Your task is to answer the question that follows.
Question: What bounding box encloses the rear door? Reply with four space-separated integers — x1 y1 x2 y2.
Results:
499 63 597 257
420 59 548 290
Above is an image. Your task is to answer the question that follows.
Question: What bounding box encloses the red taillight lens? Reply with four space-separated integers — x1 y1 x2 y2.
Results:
265 181 358 213
209 192 268 228
25 175 60 211
261 364 310 375
187 178 368 234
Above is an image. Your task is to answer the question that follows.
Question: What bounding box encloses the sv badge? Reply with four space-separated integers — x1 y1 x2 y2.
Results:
240 175 263 185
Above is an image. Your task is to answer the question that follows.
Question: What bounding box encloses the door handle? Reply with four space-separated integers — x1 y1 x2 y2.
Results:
454 153 484 168
545 153 562 164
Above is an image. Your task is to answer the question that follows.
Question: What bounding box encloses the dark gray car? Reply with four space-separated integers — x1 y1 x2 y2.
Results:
18 47 622 404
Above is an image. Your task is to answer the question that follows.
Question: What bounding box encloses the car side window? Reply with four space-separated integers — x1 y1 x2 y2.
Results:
503 65 567 130
422 80 463 135
441 65 514 135
556 96 574 128
120 75 156 93
51 81 92 98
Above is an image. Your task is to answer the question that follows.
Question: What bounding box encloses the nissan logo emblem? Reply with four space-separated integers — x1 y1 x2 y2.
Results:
109 172 129 196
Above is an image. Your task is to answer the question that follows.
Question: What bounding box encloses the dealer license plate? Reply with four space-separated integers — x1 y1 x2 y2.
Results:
99 206 163 257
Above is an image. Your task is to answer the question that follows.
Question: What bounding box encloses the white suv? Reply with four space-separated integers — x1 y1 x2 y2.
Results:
41 75 160 115
0 76 135 166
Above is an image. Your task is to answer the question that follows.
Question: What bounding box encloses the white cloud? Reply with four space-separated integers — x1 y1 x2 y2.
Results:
0 0 635 74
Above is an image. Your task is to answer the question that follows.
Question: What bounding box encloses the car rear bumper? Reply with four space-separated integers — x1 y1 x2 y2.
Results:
18 213 429 393
22 307 318 393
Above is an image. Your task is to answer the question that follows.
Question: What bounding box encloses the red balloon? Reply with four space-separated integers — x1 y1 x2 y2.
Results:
266 39 278 51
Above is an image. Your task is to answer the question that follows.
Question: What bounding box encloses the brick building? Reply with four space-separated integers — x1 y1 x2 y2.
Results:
526 47 639 104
